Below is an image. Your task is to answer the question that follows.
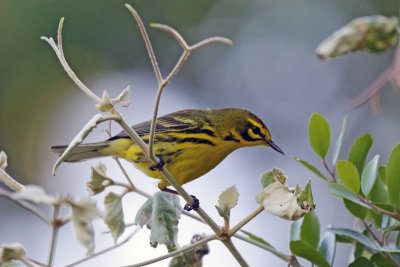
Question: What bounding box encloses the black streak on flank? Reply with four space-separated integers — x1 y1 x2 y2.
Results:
181 128 215 137
224 132 240 143
152 135 216 146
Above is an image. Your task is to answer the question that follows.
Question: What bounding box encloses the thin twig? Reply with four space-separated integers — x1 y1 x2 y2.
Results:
27 258 48 267
0 188 50 225
358 196 400 221
19 256 36 267
234 234 296 264
65 226 142 267
361 219 383 246
114 157 135 189
125 235 216 267
0 168 25 191
47 205 60 266
40 18 102 104
322 158 337 183
349 66 392 108
229 206 264 236
125 4 162 85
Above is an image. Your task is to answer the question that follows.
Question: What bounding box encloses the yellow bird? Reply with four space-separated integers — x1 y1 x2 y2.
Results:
51 108 284 191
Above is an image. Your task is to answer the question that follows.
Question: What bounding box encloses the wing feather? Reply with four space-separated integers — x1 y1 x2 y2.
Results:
108 114 197 140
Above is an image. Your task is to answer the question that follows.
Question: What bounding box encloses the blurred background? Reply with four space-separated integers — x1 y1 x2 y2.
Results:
1 0 400 266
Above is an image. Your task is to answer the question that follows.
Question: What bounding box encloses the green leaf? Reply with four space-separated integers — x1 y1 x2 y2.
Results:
349 257 374 267
337 160 361 194
300 212 320 249
361 155 380 196
378 165 387 184
332 116 348 166
290 240 330 267
103 192 125 243
369 176 389 204
387 144 400 210
309 113 330 158
328 228 379 251
290 218 303 241
371 253 398 267
328 183 369 208
343 199 367 219
318 231 336 266
240 230 274 248
294 157 327 181
348 134 373 175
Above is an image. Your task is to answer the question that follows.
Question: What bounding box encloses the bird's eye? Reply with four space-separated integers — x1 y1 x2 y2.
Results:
251 125 261 135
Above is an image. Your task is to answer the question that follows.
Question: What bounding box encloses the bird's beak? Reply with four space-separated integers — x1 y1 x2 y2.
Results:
266 140 285 155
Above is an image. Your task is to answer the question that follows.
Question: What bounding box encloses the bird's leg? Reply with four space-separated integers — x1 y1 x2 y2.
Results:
162 187 200 212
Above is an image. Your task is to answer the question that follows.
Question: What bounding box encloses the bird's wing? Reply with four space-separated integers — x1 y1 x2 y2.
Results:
108 115 197 140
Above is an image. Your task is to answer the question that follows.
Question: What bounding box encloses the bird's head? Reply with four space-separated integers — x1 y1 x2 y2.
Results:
218 108 284 154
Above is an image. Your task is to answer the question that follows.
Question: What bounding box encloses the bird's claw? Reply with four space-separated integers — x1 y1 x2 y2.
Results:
184 195 200 212
148 156 165 171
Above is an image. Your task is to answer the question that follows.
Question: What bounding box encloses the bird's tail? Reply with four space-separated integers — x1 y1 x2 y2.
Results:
50 142 110 162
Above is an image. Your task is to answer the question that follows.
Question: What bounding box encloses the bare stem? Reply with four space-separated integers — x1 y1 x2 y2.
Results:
19 256 36 267
0 188 50 225
0 168 25 191
229 206 264 236
322 158 337 183
125 4 162 84
234 234 295 264
40 18 102 104
47 205 60 266
349 66 392 108
358 196 400 221
361 219 383 246
114 157 135 189
65 226 142 267
125 235 217 267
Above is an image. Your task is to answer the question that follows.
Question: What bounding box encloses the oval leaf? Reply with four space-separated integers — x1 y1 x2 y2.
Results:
318 231 336 266
337 160 360 194
290 240 330 267
328 228 378 250
309 113 330 158
348 134 373 175
300 212 320 249
327 183 368 208
361 155 379 196
387 144 400 210
294 157 327 181
332 116 348 166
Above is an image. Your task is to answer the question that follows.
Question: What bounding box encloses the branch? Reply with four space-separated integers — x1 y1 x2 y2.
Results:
125 235 216 267
358 196 400 221
65 226 142 267
0 168 25 191
229 206 264 236
125 4 162 85
0 187 50 225
234 234 296 265
40 18 102 104
47 205 61 266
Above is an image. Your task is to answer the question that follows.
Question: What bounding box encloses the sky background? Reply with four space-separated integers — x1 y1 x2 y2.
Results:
1 0 400 266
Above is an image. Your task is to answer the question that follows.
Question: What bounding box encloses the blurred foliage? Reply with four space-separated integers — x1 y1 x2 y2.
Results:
0 0 214 179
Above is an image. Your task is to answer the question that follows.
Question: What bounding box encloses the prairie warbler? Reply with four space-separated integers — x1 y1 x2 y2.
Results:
51 108 284 190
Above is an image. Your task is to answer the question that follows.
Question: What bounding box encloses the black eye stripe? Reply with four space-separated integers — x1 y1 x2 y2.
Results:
249 124 265 139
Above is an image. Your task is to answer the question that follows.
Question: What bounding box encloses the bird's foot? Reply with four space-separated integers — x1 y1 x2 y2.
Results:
161 188 200 212
184 195 200 212
148 156 165 171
